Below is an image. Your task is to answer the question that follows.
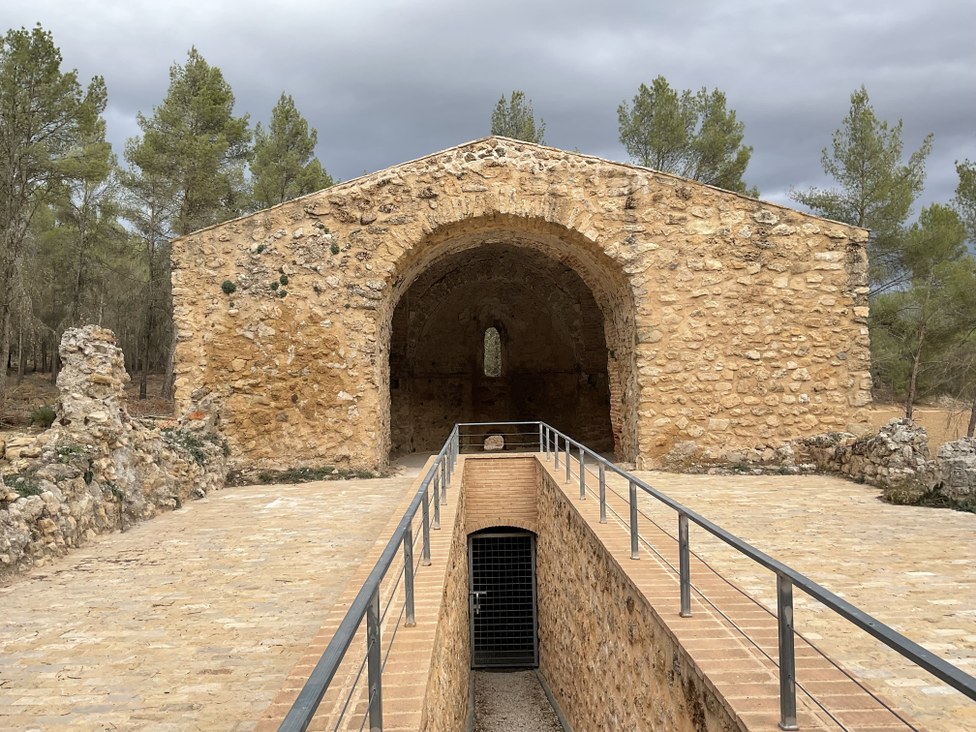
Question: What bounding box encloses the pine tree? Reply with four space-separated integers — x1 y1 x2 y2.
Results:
791 86 932 294
617 76 754 194
490 91 546 144
0 25 107 403
123 47 251 398
251 93 332 209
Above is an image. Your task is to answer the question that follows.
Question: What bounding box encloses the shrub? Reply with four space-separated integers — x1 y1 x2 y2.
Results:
163 430 227 466
221 279 237 295
30 405 56 429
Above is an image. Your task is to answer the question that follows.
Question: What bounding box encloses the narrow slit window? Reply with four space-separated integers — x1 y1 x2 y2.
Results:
484 327 501 377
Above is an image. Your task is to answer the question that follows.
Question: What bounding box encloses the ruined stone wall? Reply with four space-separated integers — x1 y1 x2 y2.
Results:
795 419 976 508
0 327 226 582
172 137 870 470
535 469 742 731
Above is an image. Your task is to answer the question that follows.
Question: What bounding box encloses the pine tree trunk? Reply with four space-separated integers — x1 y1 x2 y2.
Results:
0 310 9 410
17 327 25 384
968 393 976 438
905 328 926 420
140 304 154 401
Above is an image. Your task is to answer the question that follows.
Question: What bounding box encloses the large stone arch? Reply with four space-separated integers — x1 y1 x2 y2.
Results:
375 214 639 458
171 137 872 471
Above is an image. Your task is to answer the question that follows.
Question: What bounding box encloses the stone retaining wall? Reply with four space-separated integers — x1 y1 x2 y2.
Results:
535 469 741 731
0 327 227 583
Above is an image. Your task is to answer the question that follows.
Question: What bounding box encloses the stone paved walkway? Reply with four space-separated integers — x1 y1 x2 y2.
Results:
3 466 974 731
623 470 976 732
0 477 413 732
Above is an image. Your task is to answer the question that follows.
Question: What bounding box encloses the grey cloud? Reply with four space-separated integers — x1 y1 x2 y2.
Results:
4 0 974 211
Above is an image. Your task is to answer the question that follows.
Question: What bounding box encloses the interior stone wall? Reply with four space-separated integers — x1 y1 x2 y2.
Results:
391 244 613 453
171 137 871 470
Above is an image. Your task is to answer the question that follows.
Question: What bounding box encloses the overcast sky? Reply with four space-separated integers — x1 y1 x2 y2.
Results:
5 0 975 212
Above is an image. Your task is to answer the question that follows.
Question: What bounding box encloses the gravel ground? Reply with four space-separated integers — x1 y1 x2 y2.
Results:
473 670 564 731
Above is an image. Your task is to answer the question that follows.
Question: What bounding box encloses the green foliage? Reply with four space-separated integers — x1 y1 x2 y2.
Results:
3 473 43 497
270 280 279 290
256 243 266 253
791 86 932 294
30 405 56 428
0 25 112 401
617 76 754 193
251 92 333 210
490 91 546 144
870 205 976 415
221 279 237 295
251 465 381 484
279 274 289 285
278 289 288 298
161 428 225 466
125 47 251 239
56 443 89 463
330 242 340 255
956 160 976 243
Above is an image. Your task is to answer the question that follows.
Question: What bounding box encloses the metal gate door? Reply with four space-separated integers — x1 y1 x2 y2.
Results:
468 530 538 668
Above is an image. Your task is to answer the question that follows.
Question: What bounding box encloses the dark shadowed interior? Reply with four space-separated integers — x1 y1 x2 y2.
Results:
390 243 613 454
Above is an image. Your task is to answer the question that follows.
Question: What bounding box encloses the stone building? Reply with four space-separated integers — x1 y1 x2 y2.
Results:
171 137 872 470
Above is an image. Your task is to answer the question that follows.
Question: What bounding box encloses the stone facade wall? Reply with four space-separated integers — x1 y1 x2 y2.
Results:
535 469 742 731
0 327 227 582
419 481 470 731
172 137 871 470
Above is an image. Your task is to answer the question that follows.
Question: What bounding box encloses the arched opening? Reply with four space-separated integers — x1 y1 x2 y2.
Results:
389 240 616 454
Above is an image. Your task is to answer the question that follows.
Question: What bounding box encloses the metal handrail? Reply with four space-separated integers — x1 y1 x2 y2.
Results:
278 426 459 732
537 421 976 731
279 420 976 732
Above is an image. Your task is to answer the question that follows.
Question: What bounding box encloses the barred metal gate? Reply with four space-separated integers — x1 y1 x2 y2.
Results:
468 530 538 668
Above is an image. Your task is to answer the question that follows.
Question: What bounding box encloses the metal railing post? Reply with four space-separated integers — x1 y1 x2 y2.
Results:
578 447 586 499
538 422 544 453
777 574 798 731
565 441 571 483
599 462 606 523
554 435 560 469
544 426 549 459
432 473 441 530
441 457 449 499
629 480 639 560
421 488 431 566
679 514 691 617
366 588 383 732
403 524 415 627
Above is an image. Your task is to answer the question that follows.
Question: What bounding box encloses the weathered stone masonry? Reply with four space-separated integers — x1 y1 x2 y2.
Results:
172 137 871 470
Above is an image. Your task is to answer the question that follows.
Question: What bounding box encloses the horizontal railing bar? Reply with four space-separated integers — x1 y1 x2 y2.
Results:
279 427 458 731
456 421 542 427
541 422 976 701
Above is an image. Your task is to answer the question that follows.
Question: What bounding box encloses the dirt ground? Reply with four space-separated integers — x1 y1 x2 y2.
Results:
1 370 173 430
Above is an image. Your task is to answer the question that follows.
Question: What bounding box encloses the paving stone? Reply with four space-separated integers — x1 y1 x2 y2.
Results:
0 477 413 731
